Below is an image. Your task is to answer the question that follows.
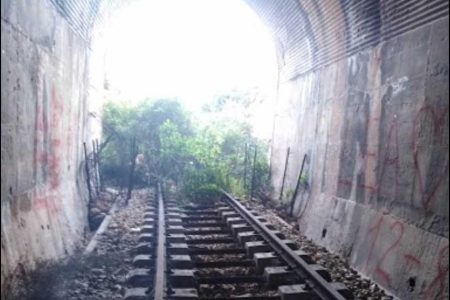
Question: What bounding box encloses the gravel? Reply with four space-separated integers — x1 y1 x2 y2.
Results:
246 199 394 300
11 188 154 300
199 283 277 298
13 188 393 300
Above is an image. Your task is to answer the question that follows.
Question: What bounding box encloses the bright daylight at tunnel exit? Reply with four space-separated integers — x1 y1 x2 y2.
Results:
1 1 449 300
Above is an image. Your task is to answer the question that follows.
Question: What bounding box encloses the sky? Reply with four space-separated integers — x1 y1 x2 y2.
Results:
103 0 278 138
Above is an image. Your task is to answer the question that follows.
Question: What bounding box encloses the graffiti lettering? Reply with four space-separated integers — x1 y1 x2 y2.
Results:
365 214 384 271
423 245 449 300
365 214 449 297
403 254 422 269
373 221 404 285
412 106 449 209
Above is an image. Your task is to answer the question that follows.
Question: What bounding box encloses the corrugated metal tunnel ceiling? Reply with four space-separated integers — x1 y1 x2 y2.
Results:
51 0 449 81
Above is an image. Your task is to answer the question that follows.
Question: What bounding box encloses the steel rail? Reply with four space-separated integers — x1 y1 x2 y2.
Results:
221 190 348 300
153 183 166 300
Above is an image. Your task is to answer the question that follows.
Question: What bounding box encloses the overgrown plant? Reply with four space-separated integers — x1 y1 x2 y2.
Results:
101 97 271 203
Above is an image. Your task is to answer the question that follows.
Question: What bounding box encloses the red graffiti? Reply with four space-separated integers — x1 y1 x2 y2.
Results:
403 254 422 268
34 196 48 210
33 81 66 202
359 183 377 193
365 152 377 157
338 179 377 193
373 221 404 285
365 214 449 296
33 191 58 213
365 214 405 286
48 86 63 190
35 139 61 190
48 149 60 189
423 245 449 300
412 106 449 209
338 179 351 186
338 105 449 210
365 214 385 271
338 147 378 195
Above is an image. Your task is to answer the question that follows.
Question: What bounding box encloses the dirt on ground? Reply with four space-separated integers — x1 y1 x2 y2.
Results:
6 188 154 300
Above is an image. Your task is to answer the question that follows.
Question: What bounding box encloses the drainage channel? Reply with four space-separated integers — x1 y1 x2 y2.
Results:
124 187 354 300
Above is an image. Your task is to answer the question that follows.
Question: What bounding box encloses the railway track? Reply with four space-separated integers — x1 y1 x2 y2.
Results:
124 184 354 300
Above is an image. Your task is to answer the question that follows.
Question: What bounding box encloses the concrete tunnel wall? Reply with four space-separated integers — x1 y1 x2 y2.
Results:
244 0 449 299
1 0 104 293
1 0 449 299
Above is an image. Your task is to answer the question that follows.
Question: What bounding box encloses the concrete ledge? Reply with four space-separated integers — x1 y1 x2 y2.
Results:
83 196 120 255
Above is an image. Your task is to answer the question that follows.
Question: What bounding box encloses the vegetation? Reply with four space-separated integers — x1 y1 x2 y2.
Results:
100 96 271 202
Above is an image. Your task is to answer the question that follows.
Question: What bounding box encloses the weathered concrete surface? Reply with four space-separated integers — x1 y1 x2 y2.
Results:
1 1 448 299
1 0 101 295
267 16 449 300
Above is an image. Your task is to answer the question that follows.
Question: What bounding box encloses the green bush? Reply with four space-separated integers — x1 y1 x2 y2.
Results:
101 98 271 203
184 183 221 202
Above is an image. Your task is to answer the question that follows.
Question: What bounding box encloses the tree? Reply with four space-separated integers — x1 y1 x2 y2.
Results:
101 96 271 203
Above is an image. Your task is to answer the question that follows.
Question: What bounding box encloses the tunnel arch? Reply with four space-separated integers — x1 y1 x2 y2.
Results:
60 1 449 298
48 0 448 79
1 1 449 299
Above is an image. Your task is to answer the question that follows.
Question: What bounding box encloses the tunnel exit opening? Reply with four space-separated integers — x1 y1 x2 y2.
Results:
2 1 448 299
96 0 279 139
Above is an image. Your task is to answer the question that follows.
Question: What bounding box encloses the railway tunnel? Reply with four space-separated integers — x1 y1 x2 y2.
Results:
1 0 449 299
